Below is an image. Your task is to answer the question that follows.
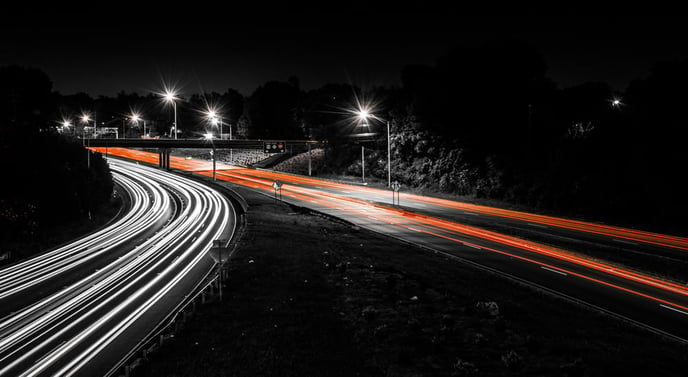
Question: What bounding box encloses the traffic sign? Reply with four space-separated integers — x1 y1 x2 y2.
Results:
392 181 401 192
264 141 286 153
391 181 401 206
273 180 283 201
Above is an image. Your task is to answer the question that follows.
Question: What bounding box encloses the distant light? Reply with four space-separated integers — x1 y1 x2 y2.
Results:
62 120 72 127
81 114 90 123
130 113 141 122
204 132 214 140
611 98 623 108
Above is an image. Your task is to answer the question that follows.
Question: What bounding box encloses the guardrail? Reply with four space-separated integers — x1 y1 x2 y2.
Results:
105 185 246 377
85 138 323 149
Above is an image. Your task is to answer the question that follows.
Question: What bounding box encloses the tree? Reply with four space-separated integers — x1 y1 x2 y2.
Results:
246 79 304 139
0 65 56 132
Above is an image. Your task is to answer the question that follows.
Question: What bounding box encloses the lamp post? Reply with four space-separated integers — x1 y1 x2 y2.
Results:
203 132 217 181
356 109 392 188
80 112 97 138
80 114 90 142
129 113 146 138
206 108 233 164
62 120 74 136
163 90 179 139
206 110 223 138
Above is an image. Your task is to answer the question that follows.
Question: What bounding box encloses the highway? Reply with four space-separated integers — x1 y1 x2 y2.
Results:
93 147 688 342
0 158 235 376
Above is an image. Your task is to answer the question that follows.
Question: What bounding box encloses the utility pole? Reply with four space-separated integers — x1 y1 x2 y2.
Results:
361 145 365 183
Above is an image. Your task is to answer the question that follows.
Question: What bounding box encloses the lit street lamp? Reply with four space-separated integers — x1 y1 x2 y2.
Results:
162 90 179 139
129 113 146 138
206 108 233 163
206 109 223 138
611 97 623 109
356 108 392 188
61 119 75 136
80 112 97 138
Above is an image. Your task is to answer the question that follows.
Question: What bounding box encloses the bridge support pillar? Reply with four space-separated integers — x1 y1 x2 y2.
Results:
158 148 170 170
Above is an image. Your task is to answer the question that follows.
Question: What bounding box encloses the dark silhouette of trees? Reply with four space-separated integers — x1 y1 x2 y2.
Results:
0 66 113 247
0 65 57 132
302 83 356 141
246 78 304 139
321 40 687 233
5 42 688 236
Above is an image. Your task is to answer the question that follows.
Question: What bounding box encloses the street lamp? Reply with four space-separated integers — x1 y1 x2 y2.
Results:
80 112 97 138
356 108 392 188
129 113 146 138
206 109 223 138
205 108 233 163
611 97 623 109
162 90 179 139
80 114 90 140
61 119 74 136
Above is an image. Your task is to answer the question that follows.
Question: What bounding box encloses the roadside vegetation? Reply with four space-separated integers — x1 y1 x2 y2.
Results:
6 39 688 238
0 66 115 263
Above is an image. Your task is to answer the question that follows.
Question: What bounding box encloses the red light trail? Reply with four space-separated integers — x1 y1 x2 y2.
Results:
91 147 688 315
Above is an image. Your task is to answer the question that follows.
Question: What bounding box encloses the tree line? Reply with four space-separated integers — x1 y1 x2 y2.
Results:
2 37 688 236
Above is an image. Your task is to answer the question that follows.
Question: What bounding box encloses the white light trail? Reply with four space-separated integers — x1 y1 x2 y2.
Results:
0 159 234 376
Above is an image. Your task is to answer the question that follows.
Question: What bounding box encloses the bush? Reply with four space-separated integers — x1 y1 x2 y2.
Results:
501 349 524 372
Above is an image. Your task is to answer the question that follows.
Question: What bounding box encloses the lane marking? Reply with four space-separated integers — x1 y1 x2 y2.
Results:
540 266 568 276
462 212 480 216
527 223 548 229
660 304 688 316
612 238 639 246
464 243 482 250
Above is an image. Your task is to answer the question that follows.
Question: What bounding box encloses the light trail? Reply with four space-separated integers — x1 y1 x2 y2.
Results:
91 147 688 250
0 158 234 376
92 147 688 338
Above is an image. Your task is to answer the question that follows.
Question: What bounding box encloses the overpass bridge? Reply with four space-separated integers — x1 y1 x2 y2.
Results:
85 138 321 170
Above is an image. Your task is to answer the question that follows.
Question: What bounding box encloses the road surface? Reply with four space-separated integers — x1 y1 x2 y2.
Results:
93 147 688 342
0 158 235 376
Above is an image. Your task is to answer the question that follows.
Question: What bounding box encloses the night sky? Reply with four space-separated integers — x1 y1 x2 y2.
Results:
2 5 687 97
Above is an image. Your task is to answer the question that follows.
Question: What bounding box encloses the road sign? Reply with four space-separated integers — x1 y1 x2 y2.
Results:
392 181 401 192
264 141 286 153
273 180 283 201
392 181 401 206
209 239 231 263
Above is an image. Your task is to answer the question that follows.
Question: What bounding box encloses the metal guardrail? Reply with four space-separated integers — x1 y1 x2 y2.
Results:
104 185 245 377
85 138 322 149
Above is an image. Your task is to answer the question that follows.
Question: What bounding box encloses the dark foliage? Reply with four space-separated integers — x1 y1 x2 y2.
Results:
361 41 687 234
0 66 113 245
246 78 305 139
5 36 688 236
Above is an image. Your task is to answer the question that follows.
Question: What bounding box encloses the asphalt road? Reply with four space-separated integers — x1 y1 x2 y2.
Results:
93 147 688 342
0 158 236 376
